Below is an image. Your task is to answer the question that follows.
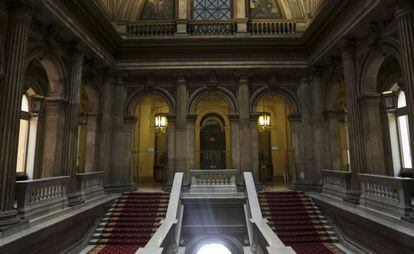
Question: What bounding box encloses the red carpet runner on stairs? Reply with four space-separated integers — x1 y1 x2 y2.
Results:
259 191 343 254
88 192 169 254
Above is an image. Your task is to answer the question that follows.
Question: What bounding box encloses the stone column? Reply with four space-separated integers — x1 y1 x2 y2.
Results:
359 93 386 175
167 116 176 184
0 0 31 229
186 114 197 172
229 114 240 170
396 2 414 176
60 41 84 205
236 71 252 179
295 76 316 189
99 72 114 186
109 74 134 192
249 113 260 181
288 114 302 184
341 40 366 204
324 110 342 171
175 73 189 182
85 114 98 172
120 116 137 188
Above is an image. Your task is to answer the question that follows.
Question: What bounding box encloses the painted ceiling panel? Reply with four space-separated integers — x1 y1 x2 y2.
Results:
95 0 322 22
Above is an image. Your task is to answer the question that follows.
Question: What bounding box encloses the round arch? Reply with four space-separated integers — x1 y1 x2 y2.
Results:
25 43 67 97
188 86 237 115
250 85 300 113
359 39 402 94
185 235 243 254
125 87 175 116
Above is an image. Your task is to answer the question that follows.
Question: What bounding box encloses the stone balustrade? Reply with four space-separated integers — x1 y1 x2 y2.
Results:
359 174 414 218
15 176 71 220
320 170 352 200
244 172 295 254
76 171 105 202
136 173 184 254
248 21 297 35
189 169 237 187
127 21 176 37
187 20 237 35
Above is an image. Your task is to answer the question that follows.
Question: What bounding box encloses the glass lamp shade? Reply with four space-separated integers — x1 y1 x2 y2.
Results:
30 95 45 113
258 113 271 130
155 114 168 130
382 91 396 111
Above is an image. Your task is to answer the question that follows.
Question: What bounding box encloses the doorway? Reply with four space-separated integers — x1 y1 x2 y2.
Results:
200 115 226 169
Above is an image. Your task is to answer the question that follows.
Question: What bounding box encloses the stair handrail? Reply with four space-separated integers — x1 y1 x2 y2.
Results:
244 172 296 254
136 172 184 254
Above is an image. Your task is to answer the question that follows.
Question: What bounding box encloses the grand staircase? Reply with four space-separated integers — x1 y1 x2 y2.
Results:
87 192 169 254
259 191 342 254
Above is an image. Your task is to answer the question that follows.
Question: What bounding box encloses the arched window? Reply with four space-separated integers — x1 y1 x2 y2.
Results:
384 87 412 176
193 0 232 20
396 91 412 169
16 89 42 180
197 243 232 254
16 95 31 176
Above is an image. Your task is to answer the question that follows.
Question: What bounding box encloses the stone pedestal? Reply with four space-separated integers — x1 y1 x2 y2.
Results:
0 0 32 229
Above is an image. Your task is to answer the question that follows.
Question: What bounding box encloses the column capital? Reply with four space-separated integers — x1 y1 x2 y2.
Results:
358 93 382 104
124 115 137 124
173 71 191 85
288 113 302 122
228 114 239 122
6 0 32 21
67 39 84 61
299 74 312 86
187 114 197 121
395 0 414 17
340 38 357 59
323 110 339 119
234 70 253 84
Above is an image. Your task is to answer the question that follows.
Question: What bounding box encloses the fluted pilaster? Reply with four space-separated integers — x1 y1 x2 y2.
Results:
175 72 189 174
359 94 386 175
100 72 114 186
295 76 315 186
60 41 83 204
110 74 128 189
341 40 365 203
236 71 252 177
396 3 414 174
0 0 32 228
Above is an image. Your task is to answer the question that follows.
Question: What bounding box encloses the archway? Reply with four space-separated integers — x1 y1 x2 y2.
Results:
194 95 232 169
133 94 170 182
254 94 293 183
200 114 226 169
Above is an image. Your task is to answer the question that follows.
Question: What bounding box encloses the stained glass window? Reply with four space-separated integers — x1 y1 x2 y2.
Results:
193 0 232 20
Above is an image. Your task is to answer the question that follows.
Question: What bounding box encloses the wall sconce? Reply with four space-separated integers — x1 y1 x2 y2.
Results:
258 112 271 131
30 95 45 114
155 113 168 132
382 90 396 111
